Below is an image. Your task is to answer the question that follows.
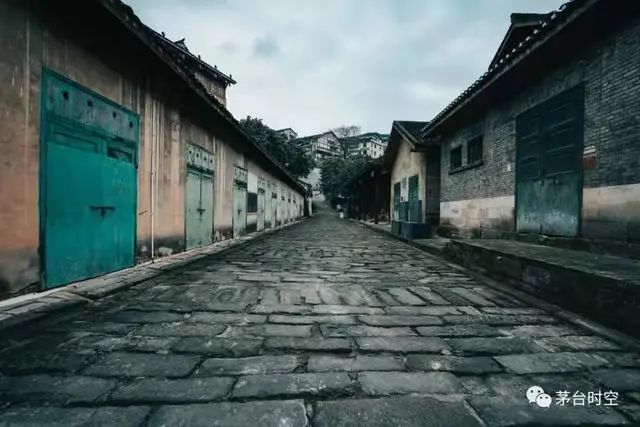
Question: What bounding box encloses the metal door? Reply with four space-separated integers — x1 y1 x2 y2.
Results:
257 189 265 231
41 70 138 288
516 86 584 237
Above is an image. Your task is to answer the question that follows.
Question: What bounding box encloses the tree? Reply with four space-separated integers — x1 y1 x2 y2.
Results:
332 125 362 158
239 116 314 179
319 153 370 207
331 125 361 138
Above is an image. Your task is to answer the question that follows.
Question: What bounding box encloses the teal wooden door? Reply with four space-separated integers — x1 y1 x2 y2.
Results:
185 170 214 250
516 86 584 237
186 169 202 249
42 70 138 288
201 174 214 244
272 192 278 227
408 175 420 222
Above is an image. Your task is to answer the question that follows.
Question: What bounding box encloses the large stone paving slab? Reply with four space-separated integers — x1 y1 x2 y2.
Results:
0 211 639 426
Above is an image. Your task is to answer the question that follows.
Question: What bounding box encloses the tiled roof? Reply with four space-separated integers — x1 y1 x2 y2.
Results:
420 0 586 136
144 26 237 86
395 121 427 145
97 0 306 193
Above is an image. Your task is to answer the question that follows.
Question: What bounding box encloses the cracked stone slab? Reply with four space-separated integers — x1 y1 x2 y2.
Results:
232 372 355 398
264 337 353 352
356 337 451 353
308 355 405 372
320 325 416 337
313 305 385 315
268 314 355 324
136 323 227 337
534 335 621 352
148 400 307 427
83 352 201 378
225 324 312 337
470 395 630 426
110 377 235 403
359 371 461 395
0 374 117 404
385 306 462 316
406 355 503 374
189 313 267 324
358 315 443 326
493 352 611 374
0 406 151 427
196 355 300 376
446 337 545 355
417 324 505 337
171 337 263 357
313 395 483 427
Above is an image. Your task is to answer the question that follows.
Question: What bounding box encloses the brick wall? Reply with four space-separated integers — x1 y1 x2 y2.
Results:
440 14 640 239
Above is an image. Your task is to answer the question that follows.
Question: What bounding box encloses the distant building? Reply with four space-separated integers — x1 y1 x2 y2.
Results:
293 131 341 163
343 132 389 159
276 128 298 141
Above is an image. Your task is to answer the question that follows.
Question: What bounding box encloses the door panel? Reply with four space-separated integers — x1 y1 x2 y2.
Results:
272 193 278 227
201 173 214 246
45 141 104 286
257 190 265 231
516 86 583 237
233 184 247 237
408 175 420 222
186 169 202 249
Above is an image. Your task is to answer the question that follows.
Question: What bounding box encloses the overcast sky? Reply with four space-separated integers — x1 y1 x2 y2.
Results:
126 0 565 136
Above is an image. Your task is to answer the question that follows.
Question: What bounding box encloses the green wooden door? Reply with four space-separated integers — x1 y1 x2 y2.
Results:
186 170 214 250
516 86 584 237
42 70 138 288
272 192 278 227
186 169 202 249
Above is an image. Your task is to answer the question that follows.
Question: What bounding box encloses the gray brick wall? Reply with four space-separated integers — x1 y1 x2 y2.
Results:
440 14 640 203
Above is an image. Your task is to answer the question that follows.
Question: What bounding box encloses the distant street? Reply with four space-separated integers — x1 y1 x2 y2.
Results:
0 209 638 426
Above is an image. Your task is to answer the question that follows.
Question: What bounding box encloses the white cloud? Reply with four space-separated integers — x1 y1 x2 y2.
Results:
126 0 567 135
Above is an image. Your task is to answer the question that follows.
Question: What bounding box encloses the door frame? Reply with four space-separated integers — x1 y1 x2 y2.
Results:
184 143 215 250
514 84 585 237
39 68 140 289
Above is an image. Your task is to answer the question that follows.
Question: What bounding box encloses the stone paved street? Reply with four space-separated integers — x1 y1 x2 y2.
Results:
1 211 640 426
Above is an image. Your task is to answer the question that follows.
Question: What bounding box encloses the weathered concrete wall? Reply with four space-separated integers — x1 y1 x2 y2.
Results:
440 14 640 241
0 0 304 298
389 138 426 222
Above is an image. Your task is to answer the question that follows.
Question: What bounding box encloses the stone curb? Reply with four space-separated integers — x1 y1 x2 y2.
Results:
0 219 306 334
355 219 640 353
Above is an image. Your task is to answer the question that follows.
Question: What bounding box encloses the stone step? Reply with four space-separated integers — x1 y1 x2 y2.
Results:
443 238 640 339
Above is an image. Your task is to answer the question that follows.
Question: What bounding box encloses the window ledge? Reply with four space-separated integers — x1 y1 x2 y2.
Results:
449 159 484 175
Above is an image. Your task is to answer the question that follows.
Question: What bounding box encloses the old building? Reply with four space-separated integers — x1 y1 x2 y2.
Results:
0 0 306 300
343 132 389 159
294 131 342 162
276 128 298 141
427 0 640 243
383 121 439 238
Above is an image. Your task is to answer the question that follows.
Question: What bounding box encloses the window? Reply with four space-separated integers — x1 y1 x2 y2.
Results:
467 137 483 164
247 192 258 213
450 146 462 169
